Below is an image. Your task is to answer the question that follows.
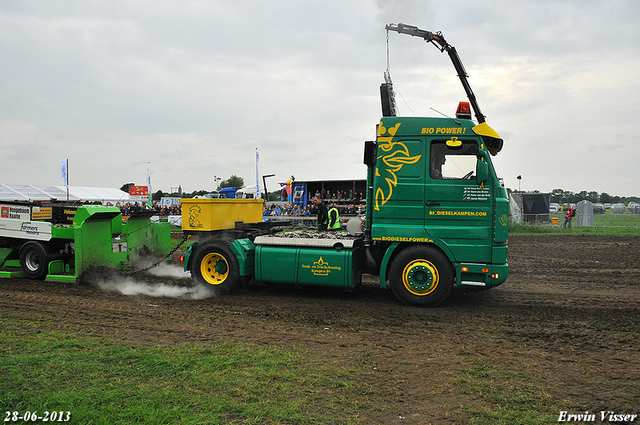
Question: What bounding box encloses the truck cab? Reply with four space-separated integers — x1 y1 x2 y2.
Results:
363 112 508 305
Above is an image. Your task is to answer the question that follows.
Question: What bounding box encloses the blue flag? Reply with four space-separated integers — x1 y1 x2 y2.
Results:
60 159 69 188
147 162 153 208
255 148 260 199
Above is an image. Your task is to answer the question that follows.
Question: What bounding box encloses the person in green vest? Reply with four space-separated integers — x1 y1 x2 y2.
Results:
327 201 341 230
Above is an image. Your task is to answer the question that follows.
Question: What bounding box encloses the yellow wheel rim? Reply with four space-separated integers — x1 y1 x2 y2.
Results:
402 259 439 296
200 252 229 285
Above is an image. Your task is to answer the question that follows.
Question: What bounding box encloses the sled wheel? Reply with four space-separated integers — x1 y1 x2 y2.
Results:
20 242 50 280
191 241 240 295
389 245 452 307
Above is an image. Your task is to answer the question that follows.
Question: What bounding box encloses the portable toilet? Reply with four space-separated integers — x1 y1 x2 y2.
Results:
576 200 594 227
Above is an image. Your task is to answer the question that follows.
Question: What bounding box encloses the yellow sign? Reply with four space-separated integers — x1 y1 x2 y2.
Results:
421 127 468 135
31 207 53 220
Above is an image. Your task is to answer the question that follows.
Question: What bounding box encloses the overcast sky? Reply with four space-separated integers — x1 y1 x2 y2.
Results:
2 0 639 196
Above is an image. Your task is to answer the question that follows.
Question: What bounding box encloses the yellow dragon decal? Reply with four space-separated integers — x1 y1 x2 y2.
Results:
375 122 422 211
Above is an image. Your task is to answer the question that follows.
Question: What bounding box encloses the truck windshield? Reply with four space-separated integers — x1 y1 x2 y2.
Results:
430 140 479 180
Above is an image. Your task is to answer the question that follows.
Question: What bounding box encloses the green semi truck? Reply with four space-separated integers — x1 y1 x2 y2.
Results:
182 24 509 307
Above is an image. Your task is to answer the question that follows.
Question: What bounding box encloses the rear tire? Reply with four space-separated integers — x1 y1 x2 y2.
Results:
389 245 453 307
190 241 240 296
20 242 50 280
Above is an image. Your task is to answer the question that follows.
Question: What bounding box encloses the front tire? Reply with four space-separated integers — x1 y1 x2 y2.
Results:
190 241 240 295
389 245 453 307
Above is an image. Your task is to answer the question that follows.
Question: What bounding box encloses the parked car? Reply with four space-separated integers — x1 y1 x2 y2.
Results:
628 202 640 214
612 203 626 214
593 203 605 213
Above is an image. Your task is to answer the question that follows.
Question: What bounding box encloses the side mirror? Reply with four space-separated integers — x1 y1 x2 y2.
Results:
363 141 376 166
476 156 489 185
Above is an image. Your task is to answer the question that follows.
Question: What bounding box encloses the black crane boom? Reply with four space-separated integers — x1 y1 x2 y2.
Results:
385 23 486 124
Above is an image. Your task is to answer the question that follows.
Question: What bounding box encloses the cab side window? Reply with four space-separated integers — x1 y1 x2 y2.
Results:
430 140 479 180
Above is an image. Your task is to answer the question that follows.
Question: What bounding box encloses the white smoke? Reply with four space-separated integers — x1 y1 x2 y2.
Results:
147 262 192 279
97 278 212 300
95 263 213 300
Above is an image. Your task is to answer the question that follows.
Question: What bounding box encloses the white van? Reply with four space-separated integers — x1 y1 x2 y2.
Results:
235 185 259 199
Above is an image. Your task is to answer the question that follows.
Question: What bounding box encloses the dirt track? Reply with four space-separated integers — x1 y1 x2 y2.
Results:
1 234 639 423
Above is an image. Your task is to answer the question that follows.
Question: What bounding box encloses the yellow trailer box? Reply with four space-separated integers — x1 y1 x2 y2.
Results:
181 199 264 232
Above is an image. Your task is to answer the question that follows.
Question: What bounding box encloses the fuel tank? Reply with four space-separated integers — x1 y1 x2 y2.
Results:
253 232 364 290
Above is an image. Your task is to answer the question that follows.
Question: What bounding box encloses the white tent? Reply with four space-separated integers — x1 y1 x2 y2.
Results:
509 193 522 223
0 184 130 204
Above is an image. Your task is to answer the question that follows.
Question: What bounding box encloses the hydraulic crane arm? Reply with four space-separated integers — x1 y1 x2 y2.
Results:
385 23 486 124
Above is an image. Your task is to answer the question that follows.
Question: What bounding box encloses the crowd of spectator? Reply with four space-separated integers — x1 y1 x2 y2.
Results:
115 196 364 218
154 203 182 216
313 189 365 206
264 202 365 217
116 202 181 216
264 204 311 216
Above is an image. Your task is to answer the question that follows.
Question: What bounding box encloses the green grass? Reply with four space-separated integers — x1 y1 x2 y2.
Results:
0 320 366 424
593 212 640 227
0 321 576 425
510 212 640 236
455 360 564 425
0 318 566 425
2 210 627 422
